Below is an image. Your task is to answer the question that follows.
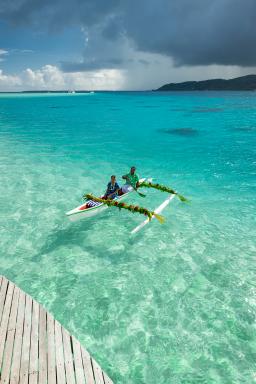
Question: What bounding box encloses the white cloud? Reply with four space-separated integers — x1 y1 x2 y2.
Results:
23 66 66 89
0 62 255 92
0 49 8 62
0 70 22 88
0 65 125 91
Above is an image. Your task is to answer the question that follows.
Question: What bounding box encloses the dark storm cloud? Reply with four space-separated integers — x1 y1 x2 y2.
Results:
121 0 256 67
1 0 256 67
0 0 120 29
61 58 124 72
61 57 150 72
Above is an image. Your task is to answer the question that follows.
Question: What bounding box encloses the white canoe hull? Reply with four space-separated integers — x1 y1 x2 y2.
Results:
67 204 108 222
66 178 147 222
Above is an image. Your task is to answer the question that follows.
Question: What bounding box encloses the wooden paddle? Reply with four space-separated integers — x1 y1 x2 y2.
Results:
134 186 146 198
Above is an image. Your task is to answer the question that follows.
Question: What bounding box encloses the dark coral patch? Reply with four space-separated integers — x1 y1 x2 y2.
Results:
159 128 199 136
233 126 256 132
192 107 224 113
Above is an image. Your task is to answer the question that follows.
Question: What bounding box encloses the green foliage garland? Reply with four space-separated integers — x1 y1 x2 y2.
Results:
139 182 188 202
83 194 165 223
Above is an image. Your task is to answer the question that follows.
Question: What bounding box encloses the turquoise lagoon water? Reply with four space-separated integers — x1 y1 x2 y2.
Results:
0 91 256 383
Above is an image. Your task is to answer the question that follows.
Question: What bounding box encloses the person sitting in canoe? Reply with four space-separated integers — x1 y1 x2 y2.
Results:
104 175 120 199
121 166 139 193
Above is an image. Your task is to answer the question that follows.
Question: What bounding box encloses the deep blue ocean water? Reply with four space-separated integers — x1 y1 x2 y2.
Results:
0 91 256 383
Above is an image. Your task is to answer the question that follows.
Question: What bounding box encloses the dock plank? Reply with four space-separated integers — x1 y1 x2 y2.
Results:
62 327 76 384
92 357 105 384
47 312 57 384
38 306 47 384
0 276 2 310
0 276 8 324
19 294 32 384
103 371 114 384
81 347 95 384
10 290 26 384
72 338 85 384
0 286 20 383
0 281 15 369
29 300 39 384
55 320 66 383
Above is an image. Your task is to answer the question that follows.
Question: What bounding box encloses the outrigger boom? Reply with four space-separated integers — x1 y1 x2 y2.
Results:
131 193 175 234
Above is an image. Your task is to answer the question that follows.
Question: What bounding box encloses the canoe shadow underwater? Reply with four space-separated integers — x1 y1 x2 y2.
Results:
31 214 111 263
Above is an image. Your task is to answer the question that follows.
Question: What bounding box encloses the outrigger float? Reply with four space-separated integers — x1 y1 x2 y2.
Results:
66 178 187 233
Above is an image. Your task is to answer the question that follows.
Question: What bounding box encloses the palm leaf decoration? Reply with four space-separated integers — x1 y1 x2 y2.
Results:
83 194 165 223
138 182 188 202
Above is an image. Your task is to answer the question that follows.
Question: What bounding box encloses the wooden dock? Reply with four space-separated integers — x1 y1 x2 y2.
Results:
0 276 114 384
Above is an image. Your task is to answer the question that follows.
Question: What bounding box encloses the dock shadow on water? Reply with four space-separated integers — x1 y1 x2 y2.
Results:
158 128 199 136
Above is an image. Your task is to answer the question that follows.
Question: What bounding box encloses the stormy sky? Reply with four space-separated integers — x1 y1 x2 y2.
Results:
0 0 256 90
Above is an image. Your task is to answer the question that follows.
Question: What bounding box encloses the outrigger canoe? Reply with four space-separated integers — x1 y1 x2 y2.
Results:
66 178 148 222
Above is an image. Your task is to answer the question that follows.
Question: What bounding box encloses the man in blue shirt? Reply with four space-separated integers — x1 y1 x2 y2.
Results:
104 175 120 199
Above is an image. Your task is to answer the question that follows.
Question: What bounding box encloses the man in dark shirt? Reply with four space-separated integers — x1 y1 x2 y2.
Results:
104 175 120 199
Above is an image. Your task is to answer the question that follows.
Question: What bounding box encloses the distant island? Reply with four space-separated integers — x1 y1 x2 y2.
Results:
156 74 256 91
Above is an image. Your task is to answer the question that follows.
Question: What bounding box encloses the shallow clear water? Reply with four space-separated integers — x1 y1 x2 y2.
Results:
0 91 256 383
